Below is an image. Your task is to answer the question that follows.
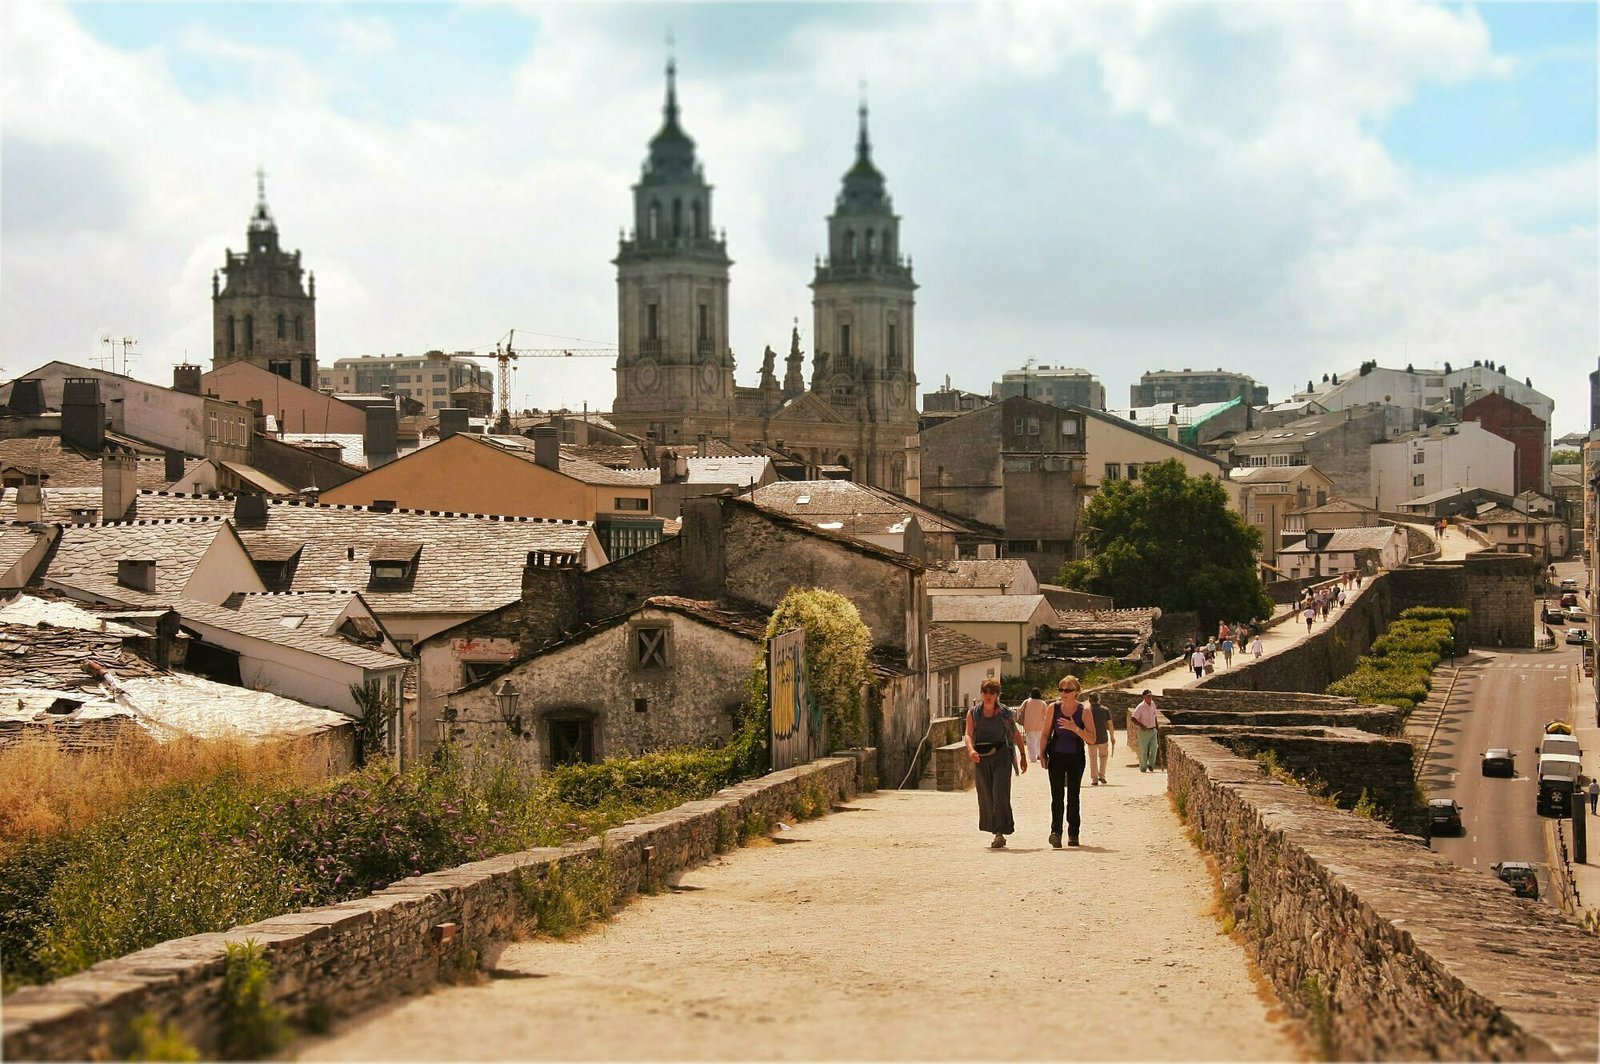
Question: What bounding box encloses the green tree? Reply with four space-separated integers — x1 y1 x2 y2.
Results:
1058 458 1272 629
1552 449 1581 465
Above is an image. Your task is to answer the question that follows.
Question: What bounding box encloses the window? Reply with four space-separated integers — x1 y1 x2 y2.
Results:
277 314 286 339
646 303 658 342
370 562 409 584
648 201 660 240
633 625 669 669
996 641 1010 660
1105 463 1122 481
294 316 304 341
839 324 851 359
1062 420 1079 436
1014 418 1024 434
887 324 897 360
1254 512 1265 524
613 497 649 511
845 230 857 262
548 717 595 766
1027 417 1040 435
433 372 447 382
691 199 703 238
227 315 236 354
634 697 649 714
672 198 683 236
1506 525 1520 538
864 229 876 260
244 314 254 352
1127 464 1140 480
393 639 415 656
207 412 218 440
1413 474 1425 487
698 304 709 342
1413 451 1426 464
462 661 502 685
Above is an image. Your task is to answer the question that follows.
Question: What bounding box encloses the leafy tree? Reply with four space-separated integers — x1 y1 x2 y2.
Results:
1552 449 1582 465
350 680 398 767
1058 459 1272 629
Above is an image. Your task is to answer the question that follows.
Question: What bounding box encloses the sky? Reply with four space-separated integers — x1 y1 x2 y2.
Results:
2 1 1596 434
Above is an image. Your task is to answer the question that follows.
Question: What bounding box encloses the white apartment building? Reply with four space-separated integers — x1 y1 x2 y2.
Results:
1369 421 1515 512
319 352 492 414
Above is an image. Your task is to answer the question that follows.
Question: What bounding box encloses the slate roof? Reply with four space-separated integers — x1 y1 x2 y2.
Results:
0 594 146 638
931 594 1049 624
926 559 1036 590
43 517 244 599
0 485 104 522
565 444 646 469
170 593 407 670
747 480 981 536
1299 497 1376 515
1468 507 1563 526
476 435 659 487
928 624 1002 672
1279 526 1400 554
0 527 53 581
113 491 601 615
1228 465 1331 485
0 436 201 488
0 621 164 690
683 456 769 485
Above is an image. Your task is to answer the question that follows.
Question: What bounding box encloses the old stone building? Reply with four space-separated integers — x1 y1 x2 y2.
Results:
212 170 317 387
609 63 918 491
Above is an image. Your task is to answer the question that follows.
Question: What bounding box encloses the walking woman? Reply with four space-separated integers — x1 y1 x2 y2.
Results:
1043 675 1097 848
965 678 1026 849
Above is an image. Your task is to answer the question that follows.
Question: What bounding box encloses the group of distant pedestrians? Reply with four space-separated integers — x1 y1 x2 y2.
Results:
965 679 1163 851
1185 621 1260 678
1301 580 1353 631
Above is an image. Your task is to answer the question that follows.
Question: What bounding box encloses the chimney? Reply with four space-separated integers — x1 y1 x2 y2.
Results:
697 433 708 458
164 449 187 483
9 379 45 416
61 379 105 451
532 424 559 470
364 405 398 464
233 493 268 524
117 558 157 592
369 499 396 513
679 496 727 598
518 550 585 646
438 408 469 440
102 449 138 521
245 398 266 434
172 364 201 395
14 482 43 523
1167 416 1181 443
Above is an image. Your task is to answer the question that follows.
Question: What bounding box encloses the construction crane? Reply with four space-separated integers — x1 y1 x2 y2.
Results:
485 331 617 429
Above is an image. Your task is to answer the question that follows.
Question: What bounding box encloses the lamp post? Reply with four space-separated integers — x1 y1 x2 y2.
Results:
494 679 522 737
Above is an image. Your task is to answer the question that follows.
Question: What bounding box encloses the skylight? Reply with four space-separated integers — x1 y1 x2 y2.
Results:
796 495 811 505
278 615 308 630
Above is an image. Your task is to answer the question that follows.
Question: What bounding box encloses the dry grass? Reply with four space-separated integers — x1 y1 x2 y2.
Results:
0 734 327 853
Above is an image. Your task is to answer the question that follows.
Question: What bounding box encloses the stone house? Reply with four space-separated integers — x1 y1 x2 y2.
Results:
927 624 1002 717
1228 403 1415 503
416 493 930 785
929 593 1054 677
1277 526 1408 581
1227 465 1335 567
445 596 767 767
1461 507 1568 565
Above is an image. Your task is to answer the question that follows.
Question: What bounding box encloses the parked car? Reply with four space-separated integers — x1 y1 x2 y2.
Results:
1428 798 1465 835
1564 628 1589 645
1561 592 1580 608
1537 754 1581 817
1543 604 1567 624
1565 607 1589 624
1561 577 1579 591
1492 861 1540 899
1481 748 1515 777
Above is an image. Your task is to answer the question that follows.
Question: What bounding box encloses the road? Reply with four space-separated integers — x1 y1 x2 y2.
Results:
1418 557 1582 904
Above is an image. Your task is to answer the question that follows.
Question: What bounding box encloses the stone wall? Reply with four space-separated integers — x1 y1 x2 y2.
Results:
1198 727 1427 835
1167 736 1600 1062
869 671 924 790
1096 688 1406 736
1197 574 1392 694
1 757 866 1062
935 741 974 791
1390 562 1468 615
1464 552 1536 648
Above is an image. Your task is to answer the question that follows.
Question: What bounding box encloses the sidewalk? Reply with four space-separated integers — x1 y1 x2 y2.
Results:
1560 560 1600 923
300 763 1302 1061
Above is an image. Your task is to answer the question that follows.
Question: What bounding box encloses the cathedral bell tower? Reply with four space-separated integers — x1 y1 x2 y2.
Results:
809 101 916 420
211 168 317 386
611 58 734 439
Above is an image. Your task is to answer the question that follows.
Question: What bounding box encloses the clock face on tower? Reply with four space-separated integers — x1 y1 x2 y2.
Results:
699 362 720 393
889 379 907 406
634 359 659 393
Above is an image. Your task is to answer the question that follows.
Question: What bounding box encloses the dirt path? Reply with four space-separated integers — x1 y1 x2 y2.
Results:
301 759 1302 1061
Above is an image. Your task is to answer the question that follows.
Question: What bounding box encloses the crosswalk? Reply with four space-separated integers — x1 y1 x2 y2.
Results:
1470 662 1571 671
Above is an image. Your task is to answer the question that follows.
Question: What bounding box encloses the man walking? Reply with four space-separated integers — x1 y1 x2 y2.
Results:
1087 694 1113 785
1018 687 1051 764
1131 690 1160 772
1190 645 1206 680
1588 777 1598 815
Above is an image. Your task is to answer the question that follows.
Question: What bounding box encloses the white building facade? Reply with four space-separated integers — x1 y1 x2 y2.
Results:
1369 421 1515 512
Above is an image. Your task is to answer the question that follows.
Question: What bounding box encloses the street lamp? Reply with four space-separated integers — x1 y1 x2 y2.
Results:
494 679 523 737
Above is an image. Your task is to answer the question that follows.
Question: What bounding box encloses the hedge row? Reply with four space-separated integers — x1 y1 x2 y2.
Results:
1324 606 1468 711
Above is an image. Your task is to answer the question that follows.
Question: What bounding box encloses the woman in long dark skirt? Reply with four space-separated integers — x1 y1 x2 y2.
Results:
964 678 1027 848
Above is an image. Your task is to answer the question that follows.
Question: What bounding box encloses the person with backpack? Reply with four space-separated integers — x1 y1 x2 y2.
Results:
1086 693 1114 786
964 678 1026 849
1041 675 1096 847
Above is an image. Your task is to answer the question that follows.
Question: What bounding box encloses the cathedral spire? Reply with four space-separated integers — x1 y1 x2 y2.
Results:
855 84 873 170
249 164 275 232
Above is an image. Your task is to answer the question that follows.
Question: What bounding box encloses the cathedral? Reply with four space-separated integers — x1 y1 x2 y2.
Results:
211 170 318 387
609 61 919 492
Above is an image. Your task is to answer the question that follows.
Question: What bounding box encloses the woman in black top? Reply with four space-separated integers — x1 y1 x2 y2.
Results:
1042 675 1097 848
964 678 1027 848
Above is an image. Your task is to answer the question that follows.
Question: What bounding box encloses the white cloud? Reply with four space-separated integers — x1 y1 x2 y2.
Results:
0 0 1593 434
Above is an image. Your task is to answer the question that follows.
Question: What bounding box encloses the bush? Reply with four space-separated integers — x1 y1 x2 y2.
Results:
1326 614 1460 711
220 940 289 1060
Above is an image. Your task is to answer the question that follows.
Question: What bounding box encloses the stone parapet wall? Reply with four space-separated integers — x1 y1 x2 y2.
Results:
1198 574 1392 693
1 757 866 1062
1166 736 1600 1061
1464 552 1536 648
935 741 975 791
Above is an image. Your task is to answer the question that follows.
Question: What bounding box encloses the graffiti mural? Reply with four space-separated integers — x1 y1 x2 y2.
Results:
768 626 821 770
